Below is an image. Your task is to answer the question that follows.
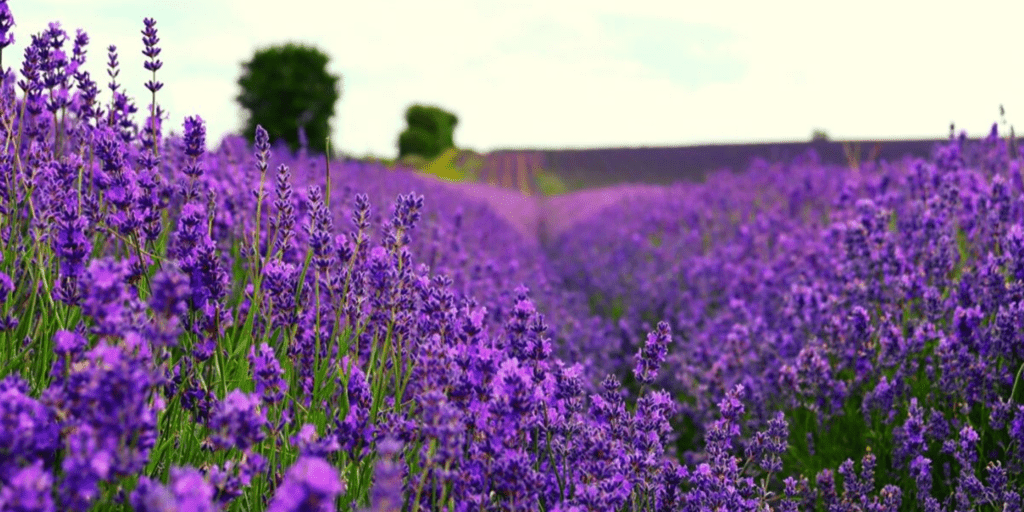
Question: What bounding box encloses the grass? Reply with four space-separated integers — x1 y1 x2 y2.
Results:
533 169 569 196
352 148 572 197
419 147 465 182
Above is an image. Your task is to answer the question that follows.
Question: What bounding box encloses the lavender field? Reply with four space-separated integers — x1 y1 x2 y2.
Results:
2 5 1024 512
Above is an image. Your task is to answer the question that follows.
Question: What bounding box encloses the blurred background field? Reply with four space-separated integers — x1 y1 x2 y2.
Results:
405 137 954 194
381 135 989 250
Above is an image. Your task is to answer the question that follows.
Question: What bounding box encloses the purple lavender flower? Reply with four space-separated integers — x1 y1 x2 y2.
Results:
491 358 539 417
862 375 898 424
174 201 207 259
0 270 12 304
50 329 88 381
748 411 788 473
366 245 391 292
0 377 60 481
351 193 371 249
179 115 206 202
146 263 189 347
716 383 746 426
367 437 404 512
633 321 671 386
183 115 205 160
177 224 229 314
37 23 71 111
46 341 161 509
53 329 86 356
780 476 812 512
249 343 288 404
271 164 296 257
58 424 117 511
51 194 91 305
267 457 345 512
383 192 423 252
953 431 985 510
19 39 45 119
208 390 267 451
69 31 101 126
290 424 340 459
0 0 14 51
334 357 372 454
254 125 271 174
909 454 933 498
109 88 139 142
0 460 55 512
414 390 464 476
304 185 335 274
131 466 217 512
1009 405 1024 463
837 454 876 504
80 258 133 337
262 258 299 329
983 461 1021 509
1006 224 1024 281
207 450 267 505
69 28 87 67
140 18 162 89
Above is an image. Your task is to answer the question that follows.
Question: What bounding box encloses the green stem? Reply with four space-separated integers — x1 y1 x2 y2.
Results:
1011 361 1024 403
324 138 331 211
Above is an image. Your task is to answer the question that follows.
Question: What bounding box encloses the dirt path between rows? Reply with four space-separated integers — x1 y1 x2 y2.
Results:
426 178 670 247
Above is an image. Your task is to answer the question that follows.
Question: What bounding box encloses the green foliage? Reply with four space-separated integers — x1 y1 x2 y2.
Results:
397 104 459 160
421 147 465 182
236 43 341 155
397 127 437 161
406 106 441 133
534 169 569 196
811 128 830 142
454 150 484 181
396 153 429 170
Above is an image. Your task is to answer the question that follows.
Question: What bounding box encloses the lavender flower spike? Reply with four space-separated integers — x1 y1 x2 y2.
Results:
141 18 163 82
268 457 345 512
131 466 217 512
183 115 206 160
0 0 14 51
0 460 55 512
634 321 672 385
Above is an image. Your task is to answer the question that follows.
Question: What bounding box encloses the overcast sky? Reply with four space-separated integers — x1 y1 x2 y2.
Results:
6 0 1024 158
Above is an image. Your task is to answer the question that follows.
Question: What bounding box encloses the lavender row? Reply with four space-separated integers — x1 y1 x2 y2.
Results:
0 8 679 512
533 139 950 191
548 126 1024 506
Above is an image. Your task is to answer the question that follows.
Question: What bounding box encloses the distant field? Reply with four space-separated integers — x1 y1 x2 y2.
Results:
491 138 958 191
393 139 961 195
356 137 992 246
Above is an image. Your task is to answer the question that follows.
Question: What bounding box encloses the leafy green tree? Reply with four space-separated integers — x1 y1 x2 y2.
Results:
236 43 341 155
398 127 436 160
397 104 458 159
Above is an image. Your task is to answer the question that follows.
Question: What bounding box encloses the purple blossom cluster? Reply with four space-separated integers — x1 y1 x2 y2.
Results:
549 132 1024 505
2 4 1024 511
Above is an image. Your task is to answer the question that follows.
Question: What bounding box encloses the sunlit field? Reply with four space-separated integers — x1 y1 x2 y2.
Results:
1 4 1023 511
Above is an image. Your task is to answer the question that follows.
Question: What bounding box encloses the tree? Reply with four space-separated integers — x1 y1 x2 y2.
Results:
811 128 830 142
397 104 458 160
236 43 341 156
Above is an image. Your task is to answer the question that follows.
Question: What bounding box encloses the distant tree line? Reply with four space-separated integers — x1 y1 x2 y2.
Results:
235 43 460 164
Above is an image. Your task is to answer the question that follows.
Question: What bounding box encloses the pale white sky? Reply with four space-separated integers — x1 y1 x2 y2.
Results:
5 0 1024 158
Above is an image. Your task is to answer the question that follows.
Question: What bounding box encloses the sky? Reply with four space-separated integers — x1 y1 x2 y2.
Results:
5 0 1024 158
